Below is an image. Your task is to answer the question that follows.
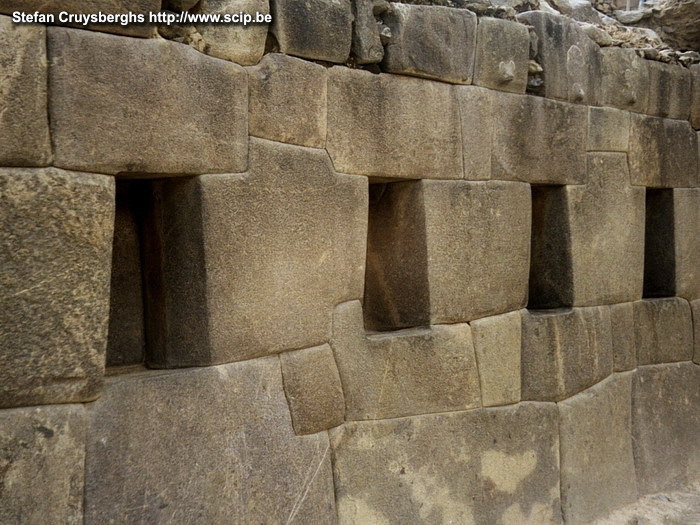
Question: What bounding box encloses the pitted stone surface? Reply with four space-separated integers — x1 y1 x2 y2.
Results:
351 0 384 64
691 64 700 130
587 106 630 152
633 298 693 365
692 299 700 364
610 302 637 372
600 47 650 113
457 86 493 180
473 17 530 94
674 189 700 300
646 60 692 120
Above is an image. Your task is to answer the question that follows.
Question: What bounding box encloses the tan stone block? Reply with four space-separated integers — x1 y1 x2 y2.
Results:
610 303 637 372
600 47 650 113
674 188 700 300
330 403 562 524
280 344 345 435
0 168 114 408
327 67 463 179
521 307 614 402
248 53 327 148
0 404 86 525
0 17 51 167
647 60 692 120
691 64 700 130
49 27 248 176
84 357 337 523
587 106 630 152
633 298 693 365
457 86 493 180
473 17 529 94
351 0 384 64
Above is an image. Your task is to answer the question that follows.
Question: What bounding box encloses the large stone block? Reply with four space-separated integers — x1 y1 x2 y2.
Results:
632 362 700 494
381 3 477 84
646 60 692 120
49 28 248 176
610 302 636 372
558 374 637 525
491 92 587 184
473 17 529 94
457 86 493 180
270 0 352 63
145 139 367 366
674 189 700 300
351 0 384 64
633 298 693 365
0 17 51 167
364 180 530 330
587 106 630 152
84 357 337 523
327 67 463 179
248 53 327 148
599 47 650 113
692 64 700 130
0 404 86 525
330 403 562 524
0 168 114 408
521 307 614 402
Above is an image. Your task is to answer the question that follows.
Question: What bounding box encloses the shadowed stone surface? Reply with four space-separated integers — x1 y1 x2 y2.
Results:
0 168 114 408
84 357 337 524
351 0 384 64
610 302 637 372
692 299 700 364
692 64 700 129
674 189 700 300
600 47 650 113
457 86 493 180
587 106 630 152
633 298 693 365
647 61 692 120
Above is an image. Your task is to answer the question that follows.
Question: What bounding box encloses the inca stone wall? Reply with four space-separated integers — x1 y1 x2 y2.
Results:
1 1 700 524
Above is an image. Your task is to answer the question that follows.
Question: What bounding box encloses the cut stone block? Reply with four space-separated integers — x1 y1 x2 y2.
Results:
248 53 327 148
457 86 493 180
491 92 587 184
633 298 693 365
271 0 352 63
351 0 384 64
632 362 700 494
674 189 700 300
0 17 51 167
599 47 650 113
692 300 700 365
330 403 562 524
473 17 530 94
558 373 637 525
0 168 114 408
610 303 637 372
692 64 700 130
280 344 345 435
647 60 692 120
381 3 477 84
0 404 86 525
327 67 463 179
49 27 248 176
471 310 522 407
587 106 630 152
84 357 337 524
364 180 530 330
521 307 614 402
145 139 367 367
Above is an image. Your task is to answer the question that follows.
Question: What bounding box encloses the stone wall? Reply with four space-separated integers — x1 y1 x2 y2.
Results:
1 1 700 523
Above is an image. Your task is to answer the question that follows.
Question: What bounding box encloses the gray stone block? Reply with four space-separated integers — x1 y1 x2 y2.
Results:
0 168 114 408
647 60 692 120
351 0 384 64
587 106 630 152
692 64 700 130
610 303 637 372
674 189 700 300
84 357 337 524
633 298 693 365
692 300 700 365
457 86 493 180
473 17 530 94
600 47 650 113
49 27 248 176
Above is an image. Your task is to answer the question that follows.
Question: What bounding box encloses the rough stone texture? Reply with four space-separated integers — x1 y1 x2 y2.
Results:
610 302 637 372
84 357 337 524
364 180 530 330
491 92 587 184
145 139 367 367
0 404 85 525
473 17 529 94
327 67 463 179
471 311 522 407
599 47 650 113
521 307 614 402
646 60 692 120
633 298 693 365
693 299 700 365
457 86 493 180
0 168 114 408
0 17 51 167
632 362 700 494
558 374 637 525
351 0 384 64
248 53 327 148
280 344 345 435
49 27 248 176
674 189 700 300
330 403 562 525
271 0 353 63
381 4 477 84
518 11 602 105
692 64 700 130
587 106 630 152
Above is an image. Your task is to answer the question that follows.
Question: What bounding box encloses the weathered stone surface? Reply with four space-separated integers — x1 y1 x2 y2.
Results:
471 311 522 407
271 0 353 63
473 17 530 94
49 28 248 176
610 303 637 372
518 11 602 105
0 17 51 167
327 67 463 179
521 307 614 402
558 374 637 525
491 92 587 184
600 47 650 113
248 53 327 148
381 4 477 84
145 139 367 367
692 299 700 364
691 64 700 130
364 180 530 330
330 403 562 524
587 106 630 152
0 168 114 408
646 60 692 120
167 0 199 9
280 344 345 435
457 86 493 180
633 298 693 365
0 404 85 525
85 357 337 524
351 0 384 64
674 189 700 300
632 362 700 494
